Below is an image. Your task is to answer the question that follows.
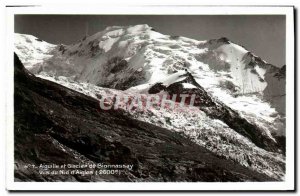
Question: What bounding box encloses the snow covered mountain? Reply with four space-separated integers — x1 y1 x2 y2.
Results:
14 24 286 180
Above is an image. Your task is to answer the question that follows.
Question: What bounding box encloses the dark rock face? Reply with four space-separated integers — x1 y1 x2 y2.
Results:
114 69 146 90
58 44 67 54
198 37 230 50
243 52 265 68
98 57 146 90
14 53 273 182
148 83 167 94
109 58 128 73
88 40 101 57
35 38 43 42
274 65 286 80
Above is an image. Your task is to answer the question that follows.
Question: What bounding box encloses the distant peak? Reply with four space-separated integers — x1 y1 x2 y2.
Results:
209 37 231 44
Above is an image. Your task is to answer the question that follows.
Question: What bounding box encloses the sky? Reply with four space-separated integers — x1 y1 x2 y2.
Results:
15 15 285 66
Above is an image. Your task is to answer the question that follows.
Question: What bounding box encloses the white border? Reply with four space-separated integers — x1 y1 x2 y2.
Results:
5 5 295 191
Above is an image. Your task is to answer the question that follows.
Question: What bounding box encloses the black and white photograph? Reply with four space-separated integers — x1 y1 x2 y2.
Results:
4 5 295 191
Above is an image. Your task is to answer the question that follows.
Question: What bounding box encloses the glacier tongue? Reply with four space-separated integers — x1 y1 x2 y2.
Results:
14 24 286 180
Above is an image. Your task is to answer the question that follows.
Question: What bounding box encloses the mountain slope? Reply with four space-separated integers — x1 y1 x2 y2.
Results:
14 53 275 182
